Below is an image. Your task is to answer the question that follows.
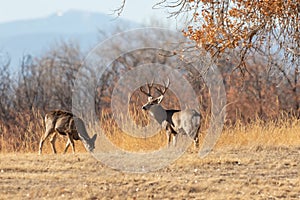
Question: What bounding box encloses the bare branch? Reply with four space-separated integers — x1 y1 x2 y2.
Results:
113 0 126 16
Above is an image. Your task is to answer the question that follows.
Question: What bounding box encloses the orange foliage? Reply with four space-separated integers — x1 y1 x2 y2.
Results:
179 0 299 62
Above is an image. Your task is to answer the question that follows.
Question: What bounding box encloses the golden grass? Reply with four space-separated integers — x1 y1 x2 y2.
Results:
216 117 300 149
99 111 167 152
99 113 300 153
1 111 300 199
0 110 299 154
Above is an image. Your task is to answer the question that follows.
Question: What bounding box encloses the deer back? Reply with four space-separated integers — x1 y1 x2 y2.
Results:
171 109 201 137
45 110 78 139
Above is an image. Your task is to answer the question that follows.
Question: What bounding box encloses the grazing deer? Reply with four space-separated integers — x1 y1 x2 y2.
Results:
140 79 201 148
38 110 97 155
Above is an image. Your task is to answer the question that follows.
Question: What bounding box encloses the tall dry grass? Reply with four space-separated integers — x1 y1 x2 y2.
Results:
0 110 299 154
0 110 44 153
216 115 300 149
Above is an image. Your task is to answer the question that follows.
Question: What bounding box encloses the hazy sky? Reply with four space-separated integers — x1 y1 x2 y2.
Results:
0 0 170 24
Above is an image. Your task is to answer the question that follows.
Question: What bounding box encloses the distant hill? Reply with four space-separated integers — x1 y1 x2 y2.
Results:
0 10 140 70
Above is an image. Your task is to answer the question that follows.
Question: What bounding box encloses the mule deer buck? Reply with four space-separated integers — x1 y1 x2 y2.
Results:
140 79 201 148
38 110 97 155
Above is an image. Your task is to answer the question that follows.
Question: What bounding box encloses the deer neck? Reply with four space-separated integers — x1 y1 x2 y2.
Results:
149 104 167 124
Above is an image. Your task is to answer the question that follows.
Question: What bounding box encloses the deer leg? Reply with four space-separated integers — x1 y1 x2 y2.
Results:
39 128 54 155
166 130 172 147
50 132 58 154
172 133 177 147
194 135 199 149
193 127 200 149
67 134 76 154
168 124 179 147
163 121 174 148
70 139 75 154
63 139 71 154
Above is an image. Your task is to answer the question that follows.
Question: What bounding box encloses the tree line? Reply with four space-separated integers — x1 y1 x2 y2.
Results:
0 29 299 152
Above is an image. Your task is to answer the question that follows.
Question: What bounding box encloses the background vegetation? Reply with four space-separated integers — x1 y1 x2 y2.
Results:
1 0 300 152
0 28 299 153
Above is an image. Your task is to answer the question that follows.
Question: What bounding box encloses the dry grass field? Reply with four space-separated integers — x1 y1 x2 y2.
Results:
1 118 300 199
1 146 300 199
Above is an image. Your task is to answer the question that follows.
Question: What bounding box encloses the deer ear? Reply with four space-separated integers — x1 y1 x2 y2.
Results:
156 95 164 104
151 95 164 104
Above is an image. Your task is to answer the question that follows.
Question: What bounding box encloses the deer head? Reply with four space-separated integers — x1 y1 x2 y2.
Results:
140 78 170 111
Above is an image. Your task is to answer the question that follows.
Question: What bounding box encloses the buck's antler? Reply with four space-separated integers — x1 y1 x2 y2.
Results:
155 78 170 96
140 80 154 97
